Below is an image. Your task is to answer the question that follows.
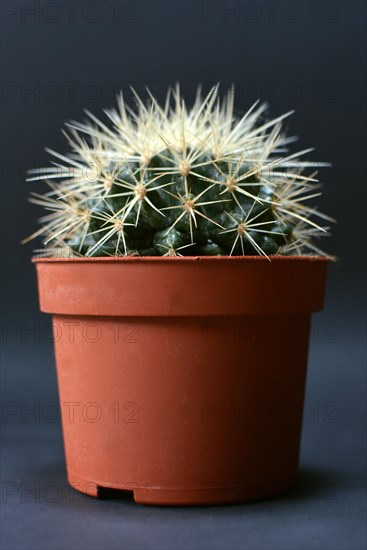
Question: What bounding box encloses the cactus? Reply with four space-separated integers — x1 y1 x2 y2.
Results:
24 85 333 258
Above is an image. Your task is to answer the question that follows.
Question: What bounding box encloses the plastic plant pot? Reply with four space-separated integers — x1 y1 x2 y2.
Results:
34 255 329 506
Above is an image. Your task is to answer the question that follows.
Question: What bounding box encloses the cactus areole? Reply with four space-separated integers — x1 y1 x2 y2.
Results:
29 86 331 505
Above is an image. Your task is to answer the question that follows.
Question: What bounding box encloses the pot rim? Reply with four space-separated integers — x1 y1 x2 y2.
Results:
32 255 331 264
34 254 329 315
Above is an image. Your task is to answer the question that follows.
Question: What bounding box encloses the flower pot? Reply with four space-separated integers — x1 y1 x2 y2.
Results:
34 255 328 506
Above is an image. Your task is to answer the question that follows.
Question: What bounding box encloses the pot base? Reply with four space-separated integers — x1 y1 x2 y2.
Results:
68 471 296 506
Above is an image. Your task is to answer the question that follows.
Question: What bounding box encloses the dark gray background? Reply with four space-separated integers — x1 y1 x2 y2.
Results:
1 1 366 549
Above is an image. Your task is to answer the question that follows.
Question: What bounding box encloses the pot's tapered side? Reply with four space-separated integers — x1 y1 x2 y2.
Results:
53 313 311 505
35 256 329 505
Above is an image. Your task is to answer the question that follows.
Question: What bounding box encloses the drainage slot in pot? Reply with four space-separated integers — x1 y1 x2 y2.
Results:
97 486 135 502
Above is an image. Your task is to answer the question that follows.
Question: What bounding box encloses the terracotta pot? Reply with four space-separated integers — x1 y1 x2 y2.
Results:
34 256 328 506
